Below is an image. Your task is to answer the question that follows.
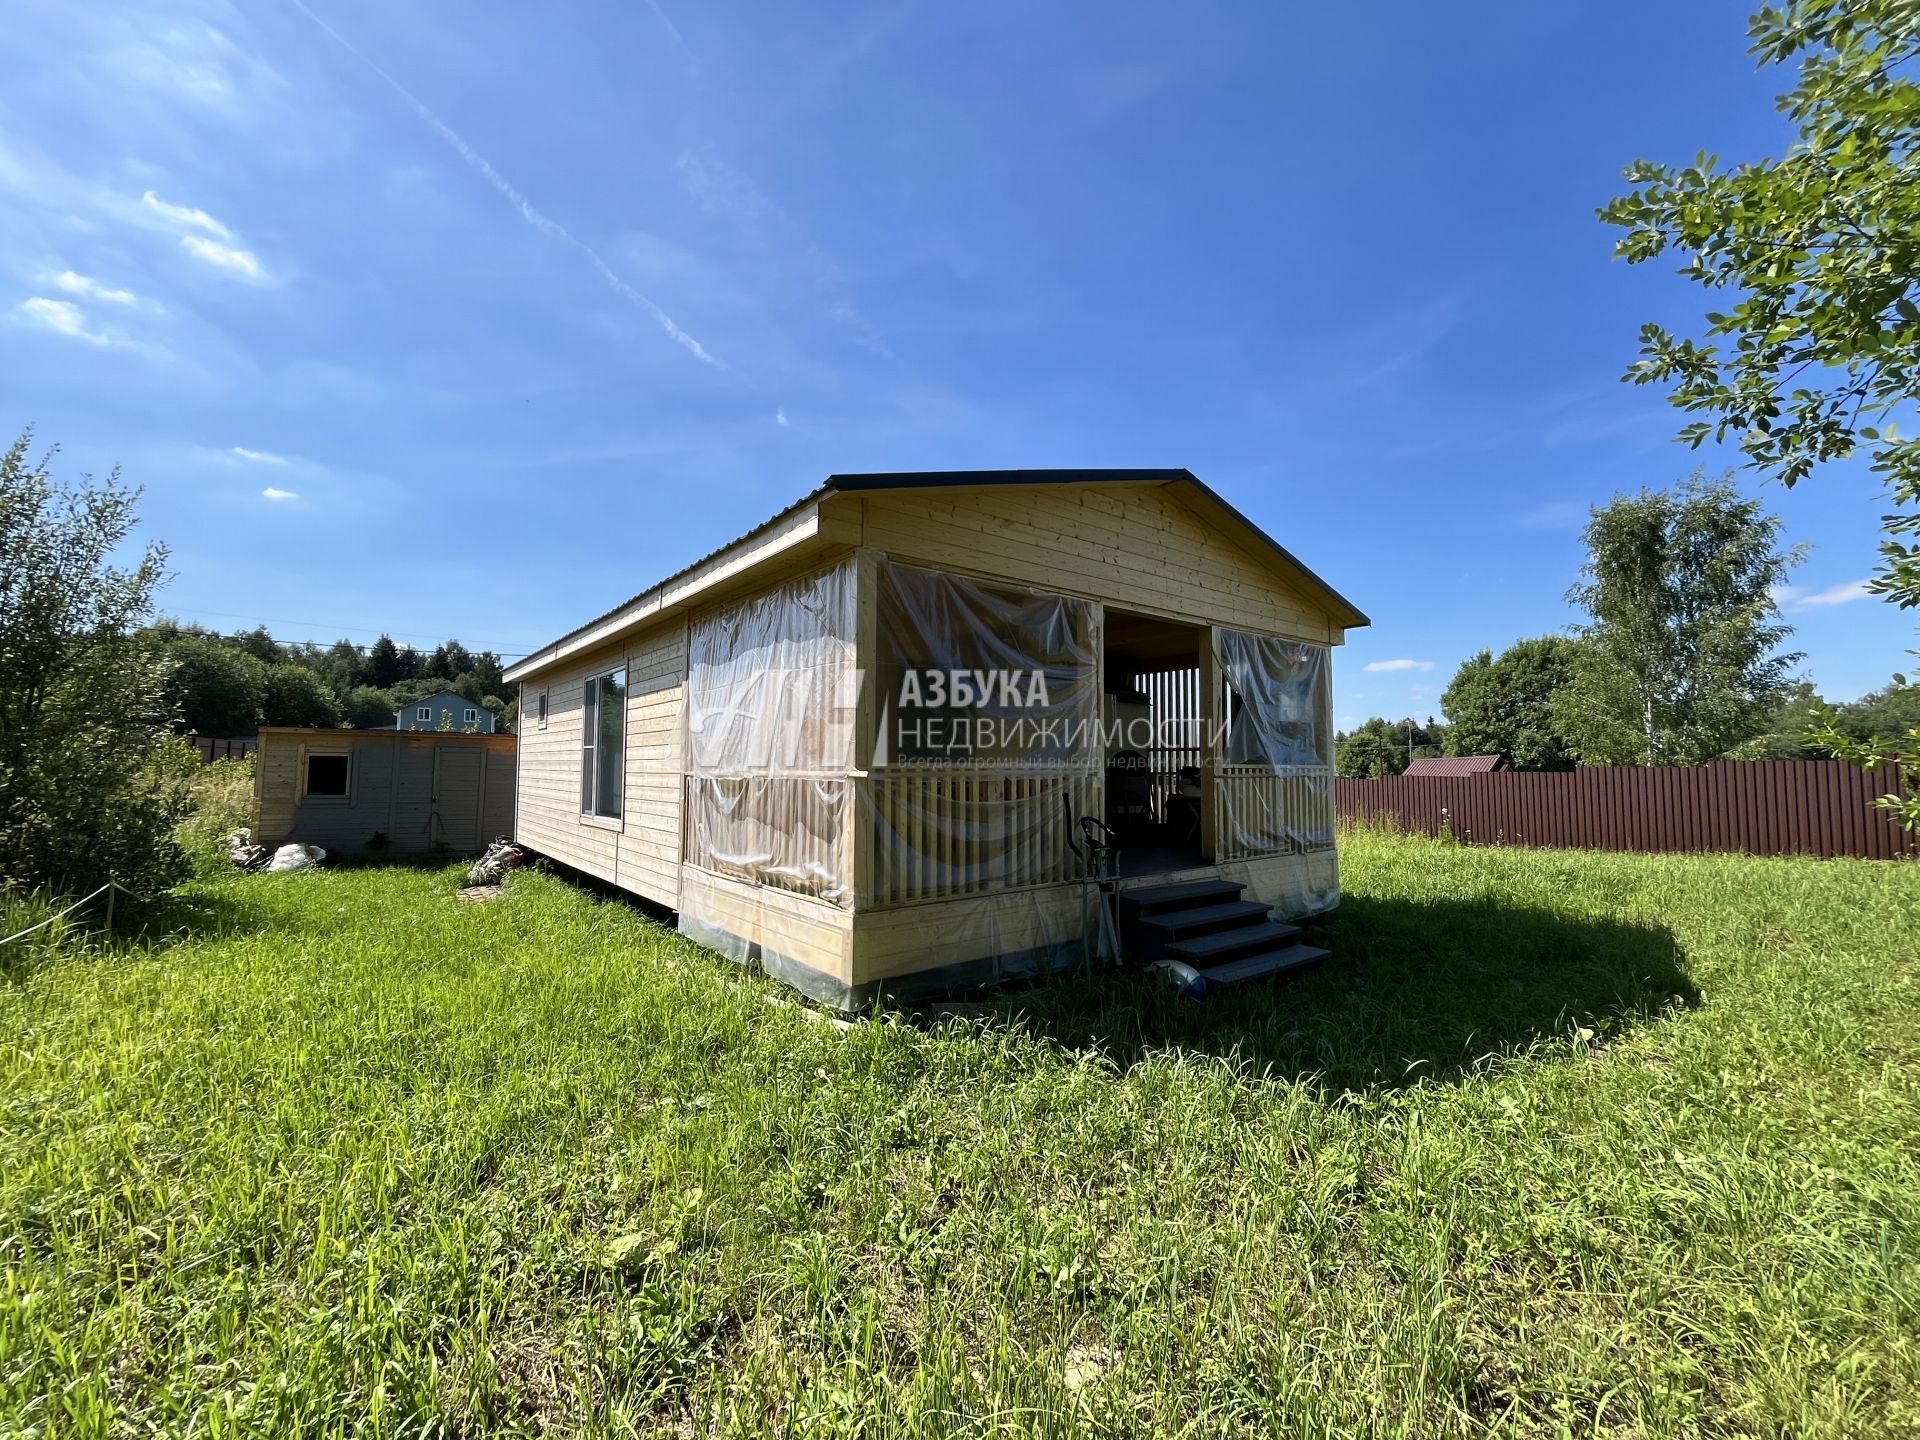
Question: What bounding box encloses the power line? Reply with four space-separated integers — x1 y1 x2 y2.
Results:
155 606 541 657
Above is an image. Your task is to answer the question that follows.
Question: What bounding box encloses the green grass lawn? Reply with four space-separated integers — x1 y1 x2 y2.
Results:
2 831 1917 1437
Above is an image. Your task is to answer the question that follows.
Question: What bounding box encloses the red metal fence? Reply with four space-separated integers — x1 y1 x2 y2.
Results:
1336 760 1915 860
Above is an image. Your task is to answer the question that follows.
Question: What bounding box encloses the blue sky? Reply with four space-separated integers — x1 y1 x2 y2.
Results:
2 0 1913 716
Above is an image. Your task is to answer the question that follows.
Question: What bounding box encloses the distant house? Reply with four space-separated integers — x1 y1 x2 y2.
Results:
1403 754 1505 777
396 690 495 733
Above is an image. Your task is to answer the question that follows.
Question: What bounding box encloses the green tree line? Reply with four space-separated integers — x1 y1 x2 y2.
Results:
151 622 516 736
1338 471 1917 777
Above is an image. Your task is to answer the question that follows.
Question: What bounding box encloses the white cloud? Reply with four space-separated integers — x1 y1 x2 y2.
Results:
287 0 717 366
677 153 777 223
19 296 108 344
675 150 891 359
179 234 263 278
142 189 230 237
1363 658 1435 673
261 486 298 501
231 446 286 464
1774 579 1876 612
55 271 135 304
775 406 791 427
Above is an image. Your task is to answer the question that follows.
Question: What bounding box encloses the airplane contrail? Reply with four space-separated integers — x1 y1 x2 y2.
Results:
285 0 719 366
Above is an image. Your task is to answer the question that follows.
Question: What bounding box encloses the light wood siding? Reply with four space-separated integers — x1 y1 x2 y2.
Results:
680 867 854 986
616 618 687 907
514 638 624 885
837 482 1338 644
513 619 686 909
254 730 515 854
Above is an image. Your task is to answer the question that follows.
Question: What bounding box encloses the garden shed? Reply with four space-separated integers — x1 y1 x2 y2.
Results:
505 469 1367 1006
253 727 517 855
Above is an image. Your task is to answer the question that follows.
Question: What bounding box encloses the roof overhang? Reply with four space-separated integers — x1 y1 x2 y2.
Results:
504 494 842 682
505 468 1368 684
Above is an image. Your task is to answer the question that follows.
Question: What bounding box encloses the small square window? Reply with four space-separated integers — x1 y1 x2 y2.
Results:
464 707 478 724
417 706 432 723
305 752 349 798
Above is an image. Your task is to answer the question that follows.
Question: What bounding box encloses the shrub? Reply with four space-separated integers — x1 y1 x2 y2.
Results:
171 749 258 873
0 433 187 898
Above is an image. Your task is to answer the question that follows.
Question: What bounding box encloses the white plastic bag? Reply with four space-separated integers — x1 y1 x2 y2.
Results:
265 843 326 873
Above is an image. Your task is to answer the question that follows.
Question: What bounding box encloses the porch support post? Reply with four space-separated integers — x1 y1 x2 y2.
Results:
851 544 880 919
1199 625 1220 863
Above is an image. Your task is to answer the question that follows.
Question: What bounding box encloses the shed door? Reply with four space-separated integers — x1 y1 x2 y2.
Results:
431 745 484 853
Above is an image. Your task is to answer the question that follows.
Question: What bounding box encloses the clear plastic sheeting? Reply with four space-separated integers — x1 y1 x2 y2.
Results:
1216 766 1336 858
860 882 1092 1008
1215 628 1336 857
864 562 1102 911
1218 629 1331 768
1236 848 1341 919
679 560 858 983
685 561 858 775
873 561 1100 771
870 901 1089 1005
686 776 848 906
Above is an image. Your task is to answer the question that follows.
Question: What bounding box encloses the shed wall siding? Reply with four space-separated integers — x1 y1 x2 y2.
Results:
838 483 1338 642
254 732 514 853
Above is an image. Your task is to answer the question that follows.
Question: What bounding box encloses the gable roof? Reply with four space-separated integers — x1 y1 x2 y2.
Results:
1403 754 1506 777
506 469 1368 682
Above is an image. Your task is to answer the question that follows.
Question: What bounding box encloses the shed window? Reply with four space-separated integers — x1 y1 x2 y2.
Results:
535 689 549 730
581 668 626 819
464 707 478 725
416 706 432 724
305 752 350 798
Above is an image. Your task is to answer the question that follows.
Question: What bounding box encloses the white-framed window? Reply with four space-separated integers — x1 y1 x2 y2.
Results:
303 748 351 801
581 668 626 819
416 706 432 724
535 688 549 730
463 707 478 725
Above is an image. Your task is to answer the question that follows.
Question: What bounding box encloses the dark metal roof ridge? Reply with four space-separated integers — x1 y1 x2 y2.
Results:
826 467 1196 490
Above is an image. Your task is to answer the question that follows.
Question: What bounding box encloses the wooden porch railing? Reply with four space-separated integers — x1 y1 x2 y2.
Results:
864 769 1100 907
1215 764 1335 860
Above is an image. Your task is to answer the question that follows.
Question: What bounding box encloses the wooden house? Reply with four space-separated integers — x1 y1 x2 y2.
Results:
505 470 1367 1006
